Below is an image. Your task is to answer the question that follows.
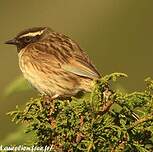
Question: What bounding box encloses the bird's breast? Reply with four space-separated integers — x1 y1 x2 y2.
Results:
18 49 47 94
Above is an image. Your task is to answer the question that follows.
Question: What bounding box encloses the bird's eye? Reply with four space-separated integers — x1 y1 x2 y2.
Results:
24 37 31 43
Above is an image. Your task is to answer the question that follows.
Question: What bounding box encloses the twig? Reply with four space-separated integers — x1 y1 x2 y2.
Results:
128 112 153 130
100 87 114 114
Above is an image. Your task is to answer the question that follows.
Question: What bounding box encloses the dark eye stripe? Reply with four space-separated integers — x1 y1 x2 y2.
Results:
24 37 31 42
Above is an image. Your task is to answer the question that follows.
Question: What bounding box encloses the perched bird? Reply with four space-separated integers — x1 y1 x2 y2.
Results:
5 27 100 100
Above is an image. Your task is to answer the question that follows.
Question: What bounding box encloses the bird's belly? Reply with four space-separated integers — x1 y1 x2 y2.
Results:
18 59 81 97
22 70 81 97
22 68 53 95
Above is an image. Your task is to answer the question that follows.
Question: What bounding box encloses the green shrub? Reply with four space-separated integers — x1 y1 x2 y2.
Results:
8 73 153 152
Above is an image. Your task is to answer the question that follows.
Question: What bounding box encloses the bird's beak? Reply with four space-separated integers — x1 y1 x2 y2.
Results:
5 38 18 45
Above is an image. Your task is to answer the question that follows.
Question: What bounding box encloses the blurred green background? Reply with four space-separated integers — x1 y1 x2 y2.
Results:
0 0 153 143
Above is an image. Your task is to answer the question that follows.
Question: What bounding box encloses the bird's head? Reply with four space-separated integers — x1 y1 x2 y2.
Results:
5 27 51 51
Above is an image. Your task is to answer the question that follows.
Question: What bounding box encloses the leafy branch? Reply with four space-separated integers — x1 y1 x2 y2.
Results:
8 73 153 152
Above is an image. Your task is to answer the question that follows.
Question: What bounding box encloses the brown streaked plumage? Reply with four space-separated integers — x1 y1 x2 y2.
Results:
5 27 101 99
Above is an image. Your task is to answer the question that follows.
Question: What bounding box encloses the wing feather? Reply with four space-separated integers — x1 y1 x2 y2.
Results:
62 57 100 79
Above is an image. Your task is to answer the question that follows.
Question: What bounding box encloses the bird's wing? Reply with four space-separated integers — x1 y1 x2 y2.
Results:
33 35 100 79
62 55 100 79
50 32 101 79
60 36 100 79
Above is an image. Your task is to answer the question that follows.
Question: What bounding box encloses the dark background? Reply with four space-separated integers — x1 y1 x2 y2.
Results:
0 0 153 142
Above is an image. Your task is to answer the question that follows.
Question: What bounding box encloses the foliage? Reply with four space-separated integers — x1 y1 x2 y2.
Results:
8 73 153 152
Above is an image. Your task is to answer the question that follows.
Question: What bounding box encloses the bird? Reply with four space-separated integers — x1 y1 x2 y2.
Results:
5 27 101 100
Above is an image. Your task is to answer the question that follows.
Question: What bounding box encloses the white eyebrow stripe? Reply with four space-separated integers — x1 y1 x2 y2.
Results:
19 30 44 38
